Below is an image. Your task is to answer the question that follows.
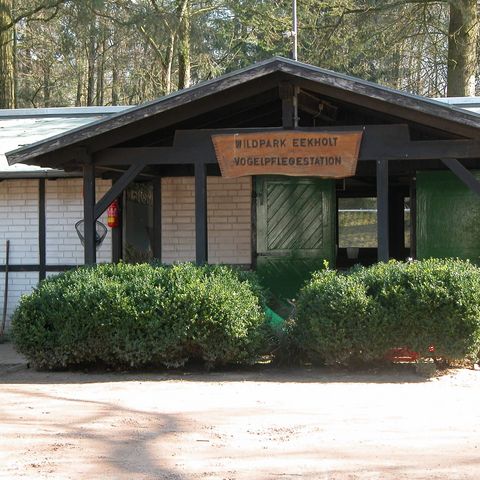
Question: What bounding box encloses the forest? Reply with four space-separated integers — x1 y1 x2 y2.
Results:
0 0 478 109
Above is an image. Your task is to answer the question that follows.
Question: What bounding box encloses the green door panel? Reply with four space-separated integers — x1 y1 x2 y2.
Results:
416 170 480 263
256 176 335 299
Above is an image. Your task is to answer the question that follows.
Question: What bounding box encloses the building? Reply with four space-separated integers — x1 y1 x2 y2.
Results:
0 107 126 327
3 57 480 325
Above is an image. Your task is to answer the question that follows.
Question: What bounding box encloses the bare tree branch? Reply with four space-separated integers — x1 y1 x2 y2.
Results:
0 0 67 33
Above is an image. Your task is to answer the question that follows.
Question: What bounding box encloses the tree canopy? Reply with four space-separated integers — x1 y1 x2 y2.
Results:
0 0 478 108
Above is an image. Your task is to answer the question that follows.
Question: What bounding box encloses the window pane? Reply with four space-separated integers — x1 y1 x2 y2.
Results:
338 198 377 248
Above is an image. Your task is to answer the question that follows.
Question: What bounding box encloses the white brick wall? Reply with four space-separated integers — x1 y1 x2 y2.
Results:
0 177 113 330
1 175 251 330
162 176 252 264
162 177 195 262
0 180 39 265
45 178 112 265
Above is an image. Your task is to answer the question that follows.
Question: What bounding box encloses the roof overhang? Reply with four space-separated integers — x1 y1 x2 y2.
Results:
7 57 480 169
0 106 128 177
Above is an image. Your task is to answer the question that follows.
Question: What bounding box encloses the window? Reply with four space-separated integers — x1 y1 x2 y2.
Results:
338 197 377 248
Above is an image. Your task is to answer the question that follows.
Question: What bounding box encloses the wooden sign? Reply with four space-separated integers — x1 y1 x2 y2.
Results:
212 131 363 179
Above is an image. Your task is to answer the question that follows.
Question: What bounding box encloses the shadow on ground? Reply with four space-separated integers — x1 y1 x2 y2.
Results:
1 387 189 479
0 362 430 386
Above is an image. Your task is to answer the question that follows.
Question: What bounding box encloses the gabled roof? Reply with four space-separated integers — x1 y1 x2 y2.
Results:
7 57 480 168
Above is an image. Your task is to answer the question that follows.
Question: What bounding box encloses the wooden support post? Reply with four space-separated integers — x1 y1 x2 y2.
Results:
410 176 417 259
153 177 162 261
111 197 122 263
83 163 96 265
195 162 208 265
377 159 389 262
279 82 295 129
38 179 46 280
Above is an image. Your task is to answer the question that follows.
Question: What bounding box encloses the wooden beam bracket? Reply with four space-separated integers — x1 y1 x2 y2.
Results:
94 160 147 220
441 158 480 198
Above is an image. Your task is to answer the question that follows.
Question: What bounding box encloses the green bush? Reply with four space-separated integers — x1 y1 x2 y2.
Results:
12 263 267 370
293 270 375 365
293 259 480 365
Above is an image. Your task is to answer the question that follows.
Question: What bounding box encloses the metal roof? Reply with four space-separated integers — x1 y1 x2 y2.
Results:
433 97 480 116
0 107 128 177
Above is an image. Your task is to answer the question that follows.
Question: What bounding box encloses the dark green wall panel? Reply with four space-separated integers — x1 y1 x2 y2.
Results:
416 171 480 263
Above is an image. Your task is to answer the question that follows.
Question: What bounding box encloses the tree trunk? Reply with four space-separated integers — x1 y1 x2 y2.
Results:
96 33 106 106
75 63 83 106
12 17 17 107
165 33 176 94
43 64 51 107
177 0 191 90
0 0 15 108
111 27 119 105
111 63 119 106
447 0 478 96
86 20 97 106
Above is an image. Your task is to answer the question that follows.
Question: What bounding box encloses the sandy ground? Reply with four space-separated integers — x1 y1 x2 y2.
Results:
0 364 479 480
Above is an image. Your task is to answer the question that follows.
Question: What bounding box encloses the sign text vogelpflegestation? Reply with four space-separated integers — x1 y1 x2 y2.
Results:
212 131 363 178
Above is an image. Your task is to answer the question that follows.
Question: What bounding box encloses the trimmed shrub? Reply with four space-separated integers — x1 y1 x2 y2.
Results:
356 259 480 361
12 263 267 370
293 259 480 365
294 270 375 365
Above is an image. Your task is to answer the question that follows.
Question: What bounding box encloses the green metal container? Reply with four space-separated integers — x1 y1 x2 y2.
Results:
416 170 480 263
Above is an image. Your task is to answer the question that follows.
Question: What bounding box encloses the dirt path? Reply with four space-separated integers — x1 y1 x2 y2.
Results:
0 367 479 479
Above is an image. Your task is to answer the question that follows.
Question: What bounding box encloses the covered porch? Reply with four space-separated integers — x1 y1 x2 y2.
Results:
7 57 480 295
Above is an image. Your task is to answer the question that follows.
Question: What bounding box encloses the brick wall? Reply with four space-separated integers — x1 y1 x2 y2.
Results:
0 175 251 330
45 178 112 265
0 180 39 265
161 176 252 264
162 177 195 262
0 272 38 326
207 176 252 264
0 178 112 330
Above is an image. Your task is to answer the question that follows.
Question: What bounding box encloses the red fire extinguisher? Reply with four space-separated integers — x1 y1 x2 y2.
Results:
107 199 120 228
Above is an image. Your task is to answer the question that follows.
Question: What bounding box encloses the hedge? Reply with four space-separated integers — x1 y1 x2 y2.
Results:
12 263 268 370
293 259 480 365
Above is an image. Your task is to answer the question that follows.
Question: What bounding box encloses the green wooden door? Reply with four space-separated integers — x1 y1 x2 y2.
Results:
256 176 336 299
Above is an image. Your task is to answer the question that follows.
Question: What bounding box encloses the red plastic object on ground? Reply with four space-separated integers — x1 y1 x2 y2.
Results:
385 347 420 362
